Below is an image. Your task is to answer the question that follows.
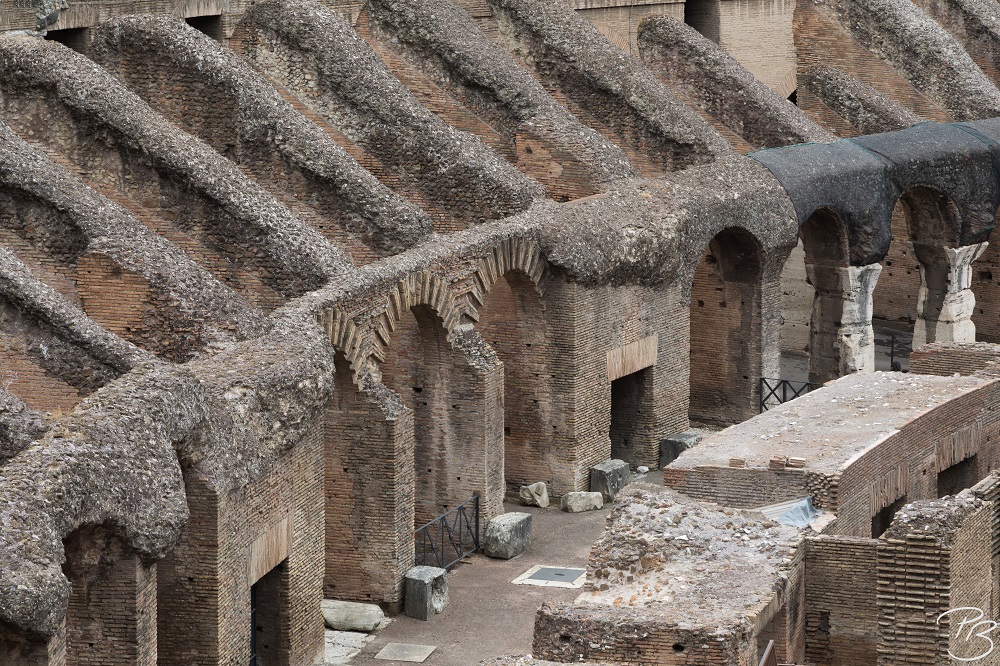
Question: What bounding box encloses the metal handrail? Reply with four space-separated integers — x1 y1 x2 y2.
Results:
414 495 480 570
759 377 814 413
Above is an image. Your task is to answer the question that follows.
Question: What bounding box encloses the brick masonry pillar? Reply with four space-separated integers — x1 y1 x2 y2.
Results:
806 262 881 384
913 242 988 347
65 555 157 666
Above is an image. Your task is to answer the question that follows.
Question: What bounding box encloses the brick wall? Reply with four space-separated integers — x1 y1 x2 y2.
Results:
663 466 811 508
475 271 564 493
804 535 878 665
533 603 757 665
64 554 156 666
575 3 684 54
948 502 994 663
795 0 951 126
216 422 325 666
834 382 1000 537
0 622 66 666
91 24 395 265
324 356 414 609
155 473 220 665
718 0 798 96
910 341 1000 376
876 499 995 665
667 380 1000 530
0 85 288 313
688 229 772 426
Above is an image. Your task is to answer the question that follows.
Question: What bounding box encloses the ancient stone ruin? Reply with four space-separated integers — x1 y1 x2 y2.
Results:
1 0 1000 664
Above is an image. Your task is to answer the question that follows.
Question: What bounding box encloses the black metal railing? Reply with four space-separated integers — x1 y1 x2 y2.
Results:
759 377 814 413
415 495 480 570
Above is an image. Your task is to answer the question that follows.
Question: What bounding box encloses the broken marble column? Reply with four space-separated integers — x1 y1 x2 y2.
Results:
519 482 549 507
913 243 988 347
805 262 881 384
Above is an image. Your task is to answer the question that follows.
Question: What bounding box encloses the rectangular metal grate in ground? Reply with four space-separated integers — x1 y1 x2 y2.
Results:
511 565 587 588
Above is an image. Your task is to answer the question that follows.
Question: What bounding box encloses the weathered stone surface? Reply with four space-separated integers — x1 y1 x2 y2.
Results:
801 66 922 134
484 512 532 559
321 600 384 632
638 16 835 149
560 492 604 513
519 482 549 508
404 566 448 621
589 459 629 501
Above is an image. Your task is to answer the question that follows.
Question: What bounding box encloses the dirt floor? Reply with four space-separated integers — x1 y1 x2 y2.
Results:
350 474 663 665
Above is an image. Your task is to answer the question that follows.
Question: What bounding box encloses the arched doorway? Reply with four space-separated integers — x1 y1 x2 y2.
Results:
379 303 504 526
474 271 558 497
688 227 764 425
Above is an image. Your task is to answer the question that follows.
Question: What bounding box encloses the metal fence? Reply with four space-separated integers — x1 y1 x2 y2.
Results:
759 377 814 413
414 495 480 570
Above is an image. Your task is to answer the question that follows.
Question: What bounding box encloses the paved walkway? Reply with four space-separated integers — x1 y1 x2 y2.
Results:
349 488 633 665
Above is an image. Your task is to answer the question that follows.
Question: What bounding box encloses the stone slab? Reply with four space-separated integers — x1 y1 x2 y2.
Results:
484 512 532 559
374 643 437 662
519 481 549 507
404 566 448 621
590 458 630 501
560 491 604 513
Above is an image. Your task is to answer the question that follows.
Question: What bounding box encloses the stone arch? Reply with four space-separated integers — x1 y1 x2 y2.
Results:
688 226 766 425
467 238 550 306
795 208 882 384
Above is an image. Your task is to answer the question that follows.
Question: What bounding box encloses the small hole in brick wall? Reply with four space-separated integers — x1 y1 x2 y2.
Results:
525 146 533 154
886 260 893 266
457 476 462 481
720 301 727 308
980 271 993 282
697 300 704 307
343 468 349 473
672 644 685 653
412 386 423 393
559 635 571 644
504 427 511 436
453 404 459 409
427 468 433 473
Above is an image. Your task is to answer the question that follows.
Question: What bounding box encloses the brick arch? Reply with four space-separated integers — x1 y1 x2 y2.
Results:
465 237 551 316
467 239 564 496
